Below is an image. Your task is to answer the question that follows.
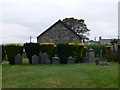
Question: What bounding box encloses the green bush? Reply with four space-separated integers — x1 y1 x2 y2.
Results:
39 44 55 60
4 44 23 65
70 45 84 63
24 43 40 64
118 44 120 50
105 50 118 62
86 45 107 57
2 45 5 61
57 43 71 64
56 43 84 63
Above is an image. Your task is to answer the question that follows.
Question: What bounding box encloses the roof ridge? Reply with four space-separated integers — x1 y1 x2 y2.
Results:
37 20 82 39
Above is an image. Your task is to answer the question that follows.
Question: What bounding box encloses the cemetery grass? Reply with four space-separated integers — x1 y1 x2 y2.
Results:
2 58 118 88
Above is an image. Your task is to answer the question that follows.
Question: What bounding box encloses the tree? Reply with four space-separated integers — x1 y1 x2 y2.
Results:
62 17 90 41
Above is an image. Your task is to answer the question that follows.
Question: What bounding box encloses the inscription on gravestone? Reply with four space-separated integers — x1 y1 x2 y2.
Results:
15 54 22 65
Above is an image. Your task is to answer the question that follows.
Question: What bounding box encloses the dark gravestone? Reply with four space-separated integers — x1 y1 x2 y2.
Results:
67 57 75 64
82 57 89 63
96 59 108 66
41 52 51 64
88 48 95 63
52 55 60 64
32 55 38 65
38 52 42 64
15 54 22 65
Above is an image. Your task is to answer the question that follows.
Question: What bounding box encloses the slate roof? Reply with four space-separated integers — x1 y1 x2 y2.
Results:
37 19 82 39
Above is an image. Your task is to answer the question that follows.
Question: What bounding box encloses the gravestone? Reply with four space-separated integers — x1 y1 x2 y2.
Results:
32 55 38 64
41 52 51 64
67 57 75 64
96 59 108 66
52 55 60 64
15 54 22 65
38 52 42 64
82 57 89 63
88 48 94 63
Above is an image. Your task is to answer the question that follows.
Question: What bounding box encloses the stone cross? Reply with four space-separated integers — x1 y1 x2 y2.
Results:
15 54 22 65
32 55 38 64
88 48 94 63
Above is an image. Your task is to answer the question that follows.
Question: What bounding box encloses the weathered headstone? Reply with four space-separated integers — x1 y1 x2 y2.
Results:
38 52 42 64
82 57 89 63
15 54 22 65
96 59 108 66
32 55 38 64
52 55 60 64
88 48 94 63
67 57 75 64
41 52 51 64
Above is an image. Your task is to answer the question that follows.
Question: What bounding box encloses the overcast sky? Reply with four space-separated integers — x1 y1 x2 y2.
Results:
0 0 119 44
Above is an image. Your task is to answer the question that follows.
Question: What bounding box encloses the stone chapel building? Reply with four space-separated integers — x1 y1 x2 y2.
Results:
37 20 82 44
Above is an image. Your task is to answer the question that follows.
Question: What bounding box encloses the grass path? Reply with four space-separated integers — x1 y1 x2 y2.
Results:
2 59 118 88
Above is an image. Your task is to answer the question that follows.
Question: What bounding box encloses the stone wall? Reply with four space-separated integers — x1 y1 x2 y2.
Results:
37 21 81 44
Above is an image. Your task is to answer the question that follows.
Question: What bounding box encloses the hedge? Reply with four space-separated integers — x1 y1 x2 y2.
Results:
57 43 71 64
40 43 55 59
70 45 84 63
24 43 40 64
57 43 84 64
2 45 5 61
86 45 107 57
4 43 23 65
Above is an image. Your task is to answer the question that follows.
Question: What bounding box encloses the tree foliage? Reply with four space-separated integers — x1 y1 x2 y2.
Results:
62 17 90 40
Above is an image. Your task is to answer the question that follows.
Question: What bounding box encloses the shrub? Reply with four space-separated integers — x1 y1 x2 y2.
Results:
2 45 6 61
24 43 40 64
4 43 23 65
56 43 84 63
70 45 84 63
118 44 120 50
106 50 118 62
57 43 71 64
86 45 107 57
82 46 87 57
39 43 55 60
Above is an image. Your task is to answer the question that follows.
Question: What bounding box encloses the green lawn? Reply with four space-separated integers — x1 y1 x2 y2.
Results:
2 58 118 88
